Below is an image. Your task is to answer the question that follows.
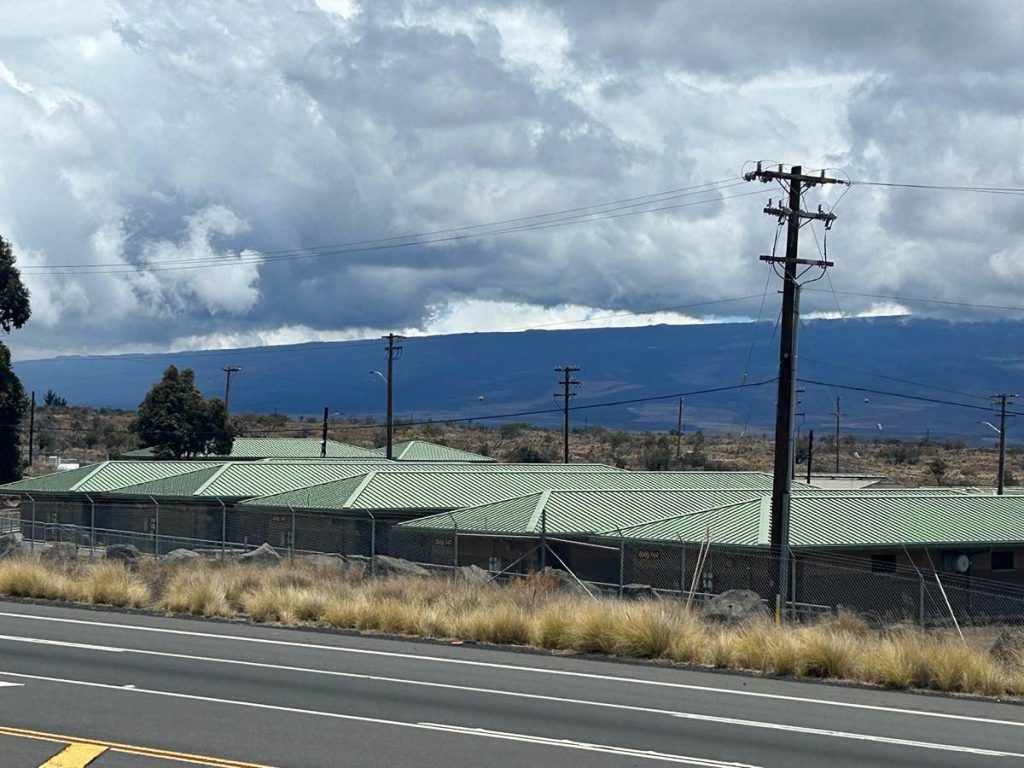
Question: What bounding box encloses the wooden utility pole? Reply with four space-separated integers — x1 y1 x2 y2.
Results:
321 406 329 458
676 397 684 458
744 162 847 615
555 366 581 463
806 429 814 484
834 396 841 473
221 366 241 415
992 393 1017 495
383 334 404 459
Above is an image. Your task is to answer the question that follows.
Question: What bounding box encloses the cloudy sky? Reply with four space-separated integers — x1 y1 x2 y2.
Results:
1 0 1022 359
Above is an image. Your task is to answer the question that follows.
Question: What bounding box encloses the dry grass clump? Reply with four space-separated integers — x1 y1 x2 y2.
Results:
0 558 71 600
796 628 862 679
76 562 150 608
2 555 1024 700
159 563 231 617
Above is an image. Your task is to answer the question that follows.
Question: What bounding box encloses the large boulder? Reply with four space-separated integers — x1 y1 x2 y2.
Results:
163 548 201 565
456 564 492 586
620 583 659 601
302 553 347 569
238 543 282 567
372 555 431 578
535 566 590 595
39 542 79 566
105 543 142 564
990 629 1024 666
701 589 768 624
0 532 27 560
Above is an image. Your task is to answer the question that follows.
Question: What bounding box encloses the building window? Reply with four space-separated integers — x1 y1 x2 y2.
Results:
991 551 1015 572
871 554 897 573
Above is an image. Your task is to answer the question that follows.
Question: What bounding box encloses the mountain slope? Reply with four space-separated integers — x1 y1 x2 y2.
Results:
13 317 1023 440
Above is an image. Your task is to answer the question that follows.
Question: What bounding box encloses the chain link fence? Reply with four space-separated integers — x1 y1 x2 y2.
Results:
6 494 1024 628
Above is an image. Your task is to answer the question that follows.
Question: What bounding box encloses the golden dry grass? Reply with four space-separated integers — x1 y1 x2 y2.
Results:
0 556 1021 699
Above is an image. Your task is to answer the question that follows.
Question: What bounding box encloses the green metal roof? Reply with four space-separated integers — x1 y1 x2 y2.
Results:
789 494 1024 548
607 493 1024 549
402 490 1024 550
0 463 103 493
381 440 496 462
401 489 769 536
106 465 227 498
240 470 796 513
258 459 622 472
193 462 374 498
0 461 218 495
122 437 382 460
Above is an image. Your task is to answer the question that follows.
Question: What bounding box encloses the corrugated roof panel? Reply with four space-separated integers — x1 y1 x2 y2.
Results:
122 437 382 460
0 463 103 493
344 472 781 512
384 440 495 462
239 474 371 510
541 489 767 535
401 489 767 537
789 494 1024 548
77 461 219 493
610 499 765 545
106 465 227 497
258 459 623 472
197 462 372 498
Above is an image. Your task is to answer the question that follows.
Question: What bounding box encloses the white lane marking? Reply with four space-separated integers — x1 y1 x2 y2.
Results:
0 635 125 653
0 670 757 768
0 681 22 688
0 609 1021 730
0 633 1016 758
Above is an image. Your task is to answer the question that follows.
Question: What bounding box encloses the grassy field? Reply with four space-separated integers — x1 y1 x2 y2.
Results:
0 556 1021 699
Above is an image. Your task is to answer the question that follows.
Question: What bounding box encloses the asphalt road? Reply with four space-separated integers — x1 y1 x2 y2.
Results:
0 600 1022 767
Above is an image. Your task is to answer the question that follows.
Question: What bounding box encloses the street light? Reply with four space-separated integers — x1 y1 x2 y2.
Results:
369 370 387 385
981 421 1002 435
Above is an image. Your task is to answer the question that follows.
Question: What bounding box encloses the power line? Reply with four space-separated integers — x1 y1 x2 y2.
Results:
803 288 1024 314
797 378 997 414
24 178 743 271
22 184 759 276
850 180 1024 196
800 356 990 402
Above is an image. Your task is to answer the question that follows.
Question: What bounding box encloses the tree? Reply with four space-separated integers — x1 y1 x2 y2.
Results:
928 457 948 486
42 389 67 408
0 345 26 481
0 235 30 482
130 366 235 458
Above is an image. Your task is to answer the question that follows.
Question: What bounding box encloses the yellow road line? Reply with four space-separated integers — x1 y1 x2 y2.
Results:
40 743 108 767
0 725 276 768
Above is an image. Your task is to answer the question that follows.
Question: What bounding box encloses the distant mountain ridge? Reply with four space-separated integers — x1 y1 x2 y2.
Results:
13 318 1024 441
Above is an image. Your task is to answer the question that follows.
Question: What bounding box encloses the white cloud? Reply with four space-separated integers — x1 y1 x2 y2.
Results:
136 205 262 316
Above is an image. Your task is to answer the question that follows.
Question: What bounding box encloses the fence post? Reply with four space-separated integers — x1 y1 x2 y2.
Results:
918 576 926 627
677 536 685 598
618 531 625 597
289 506 296 561
790 552 797 622
150 496 160 557
219 499 227 559
453 523 459 570
369 513 376 576
26 493 35 553
86 493 95 556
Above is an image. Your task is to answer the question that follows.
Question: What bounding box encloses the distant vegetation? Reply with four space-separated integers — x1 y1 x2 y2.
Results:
13 400 1022 488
